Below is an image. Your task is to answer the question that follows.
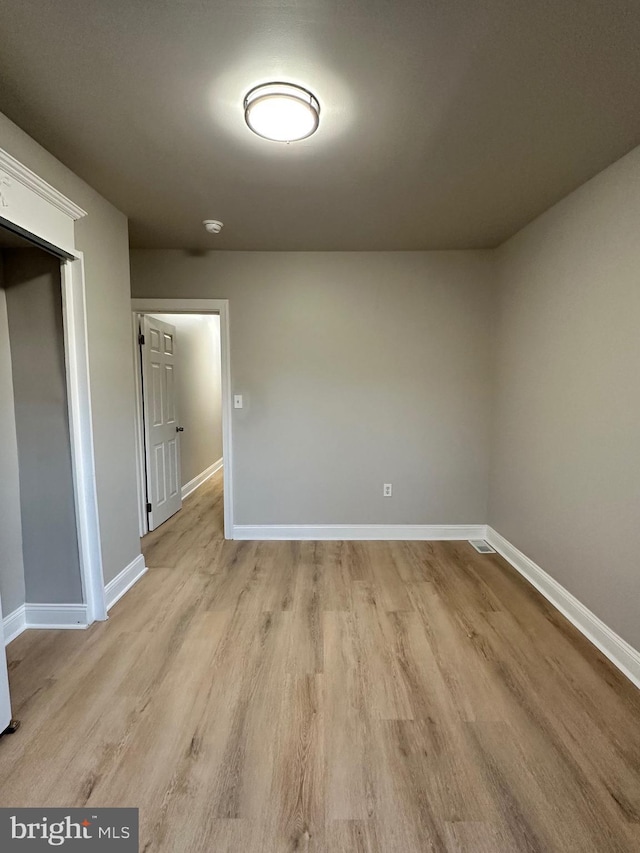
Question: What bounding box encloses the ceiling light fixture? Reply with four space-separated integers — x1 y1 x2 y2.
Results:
244 82 320 143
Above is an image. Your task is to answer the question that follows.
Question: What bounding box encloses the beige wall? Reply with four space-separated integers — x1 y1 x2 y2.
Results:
151 314 223 486
131 251 496 525
0 273 26 616
489 144 640 650
0 112 141 587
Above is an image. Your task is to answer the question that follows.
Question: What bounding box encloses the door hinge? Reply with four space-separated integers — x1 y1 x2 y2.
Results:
138 333 145 346
146 502 152 514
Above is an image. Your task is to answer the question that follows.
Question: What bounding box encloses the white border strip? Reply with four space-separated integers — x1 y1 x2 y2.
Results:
3 605 26 645
182 458 223 501
486 526 640 689
105 554 148 612
233 524 485 541
23 603 88 630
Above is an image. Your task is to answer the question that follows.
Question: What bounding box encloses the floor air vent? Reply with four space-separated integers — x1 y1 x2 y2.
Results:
469 540 496 554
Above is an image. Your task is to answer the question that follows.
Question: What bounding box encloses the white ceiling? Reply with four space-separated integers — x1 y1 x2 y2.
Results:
1 0 640 250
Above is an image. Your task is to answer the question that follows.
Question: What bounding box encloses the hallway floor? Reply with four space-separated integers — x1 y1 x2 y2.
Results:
1 470 639 851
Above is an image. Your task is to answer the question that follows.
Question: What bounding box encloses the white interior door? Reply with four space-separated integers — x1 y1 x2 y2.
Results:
142 315 182 531
0 593 12 732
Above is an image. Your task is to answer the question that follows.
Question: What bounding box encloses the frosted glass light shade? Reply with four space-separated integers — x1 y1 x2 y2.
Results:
244 83 320 142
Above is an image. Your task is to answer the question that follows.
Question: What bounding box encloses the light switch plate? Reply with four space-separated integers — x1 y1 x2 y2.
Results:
234 394 243 409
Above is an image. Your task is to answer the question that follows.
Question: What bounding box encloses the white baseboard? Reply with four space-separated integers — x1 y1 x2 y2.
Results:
3 603 88 644
233 524 486 541
23 603 88 630
105 554 148 611
485 526 640 690
181 457 223 500
3 605 26 645
3 555 148 645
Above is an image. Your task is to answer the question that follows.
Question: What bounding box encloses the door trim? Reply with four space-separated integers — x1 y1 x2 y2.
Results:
62 254 107 621
131 299 234 539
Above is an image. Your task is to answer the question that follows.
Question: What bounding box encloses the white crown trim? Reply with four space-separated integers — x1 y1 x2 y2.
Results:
0 148 87 220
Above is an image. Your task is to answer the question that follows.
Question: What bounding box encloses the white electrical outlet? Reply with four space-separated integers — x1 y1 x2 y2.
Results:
383 483 393 497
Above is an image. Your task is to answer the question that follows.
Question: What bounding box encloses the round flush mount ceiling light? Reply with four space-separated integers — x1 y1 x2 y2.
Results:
244 82 320 142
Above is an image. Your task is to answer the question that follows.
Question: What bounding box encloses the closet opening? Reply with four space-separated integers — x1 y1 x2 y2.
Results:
0 228 85 630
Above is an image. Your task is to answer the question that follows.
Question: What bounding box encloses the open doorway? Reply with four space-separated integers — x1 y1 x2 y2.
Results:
0 147 105 735
0 233 83 613
0 226 103 732
131 300 233 540
0 221 104 640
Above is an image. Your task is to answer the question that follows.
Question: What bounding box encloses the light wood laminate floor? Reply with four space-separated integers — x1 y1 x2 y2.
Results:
1 470 639 851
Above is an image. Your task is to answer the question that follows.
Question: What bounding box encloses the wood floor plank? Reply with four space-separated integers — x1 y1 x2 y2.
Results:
325 819 382 852
1 471 639 851
264 673 325 851
351 594 415 720
367 542 415 612
323 610 376 821
444 819 517 853
289 556 324 676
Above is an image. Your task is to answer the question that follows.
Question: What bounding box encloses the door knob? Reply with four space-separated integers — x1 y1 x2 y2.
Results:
176 426 184 432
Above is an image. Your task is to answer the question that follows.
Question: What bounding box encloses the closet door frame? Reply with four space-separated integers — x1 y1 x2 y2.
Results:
0 147 106 627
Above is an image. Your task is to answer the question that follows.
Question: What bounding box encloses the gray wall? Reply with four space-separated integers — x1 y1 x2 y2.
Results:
0 111 141 586
490 144 640 650
4 249 83 604
4 109 636 657
0 267 26 615
151 314 222 487
131 251 495 525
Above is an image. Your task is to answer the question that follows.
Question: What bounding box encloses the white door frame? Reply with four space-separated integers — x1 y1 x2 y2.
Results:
131 298 234 539
0 146 107 625
61 253 107 622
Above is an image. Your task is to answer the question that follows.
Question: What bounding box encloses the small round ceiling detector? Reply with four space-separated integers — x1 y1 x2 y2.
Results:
244 82 320 143
203 220 224 234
